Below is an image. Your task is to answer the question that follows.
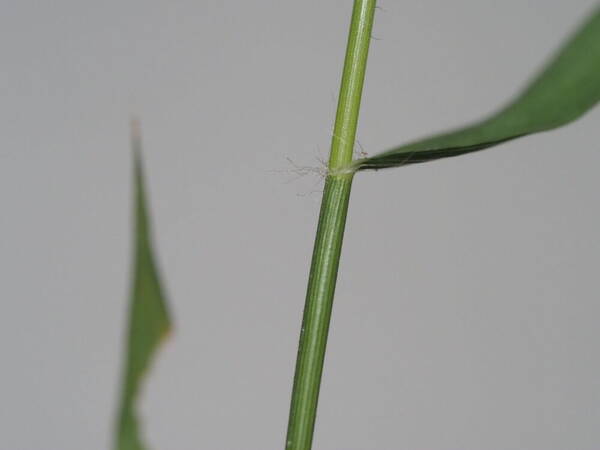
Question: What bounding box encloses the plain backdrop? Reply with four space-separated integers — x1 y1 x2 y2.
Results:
1 1 599 449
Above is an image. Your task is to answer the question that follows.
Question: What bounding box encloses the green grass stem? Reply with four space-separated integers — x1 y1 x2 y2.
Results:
285 2 376 449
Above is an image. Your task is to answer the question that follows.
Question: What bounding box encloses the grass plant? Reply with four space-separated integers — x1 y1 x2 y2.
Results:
114 4 600 450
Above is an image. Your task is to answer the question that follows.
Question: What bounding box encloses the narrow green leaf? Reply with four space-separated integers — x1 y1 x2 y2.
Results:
351 7 600 171
115 121 172 450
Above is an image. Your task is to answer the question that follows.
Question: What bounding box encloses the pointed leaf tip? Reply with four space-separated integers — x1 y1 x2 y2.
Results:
115 123 172 450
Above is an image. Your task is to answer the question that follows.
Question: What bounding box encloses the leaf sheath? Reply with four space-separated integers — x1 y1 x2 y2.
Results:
285 174 354 450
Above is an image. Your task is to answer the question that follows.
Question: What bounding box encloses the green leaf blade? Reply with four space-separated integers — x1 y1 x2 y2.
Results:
115 122 172 450
353 7 600 171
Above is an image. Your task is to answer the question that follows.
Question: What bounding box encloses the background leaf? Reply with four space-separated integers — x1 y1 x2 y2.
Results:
352 7 600 171
115 121 172 450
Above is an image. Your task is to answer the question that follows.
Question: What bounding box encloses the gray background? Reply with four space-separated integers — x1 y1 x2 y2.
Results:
1 1 599 449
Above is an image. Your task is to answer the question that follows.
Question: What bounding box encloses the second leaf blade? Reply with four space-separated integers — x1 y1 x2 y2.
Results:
352 7 600 171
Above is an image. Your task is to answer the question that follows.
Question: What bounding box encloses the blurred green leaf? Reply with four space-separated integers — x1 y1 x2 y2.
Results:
352 7 600 171
115 121 172 450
